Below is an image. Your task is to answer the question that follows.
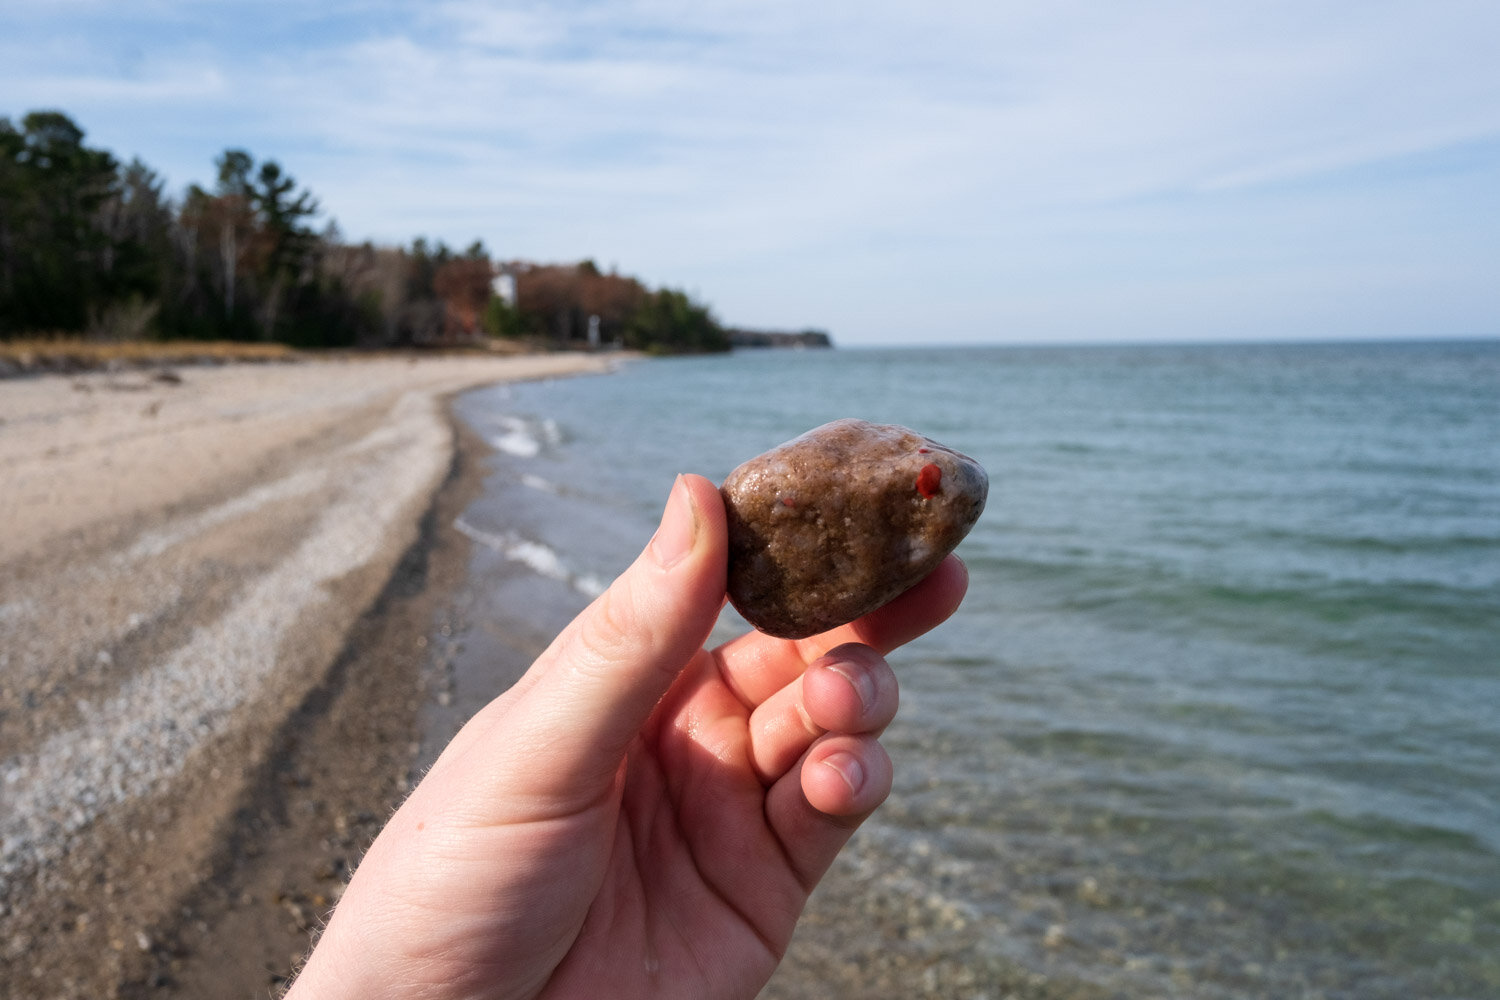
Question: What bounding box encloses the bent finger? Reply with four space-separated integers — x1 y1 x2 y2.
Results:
746 644 898 782
715 554 968 708
765 734 894 890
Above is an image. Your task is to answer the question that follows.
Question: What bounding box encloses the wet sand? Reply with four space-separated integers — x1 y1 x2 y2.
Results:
0 353 610 998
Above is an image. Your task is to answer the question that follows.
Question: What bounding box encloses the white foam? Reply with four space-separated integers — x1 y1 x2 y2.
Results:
491 432 540 457
450 517 510 554
453 518 604 598
514 538 573 579
574 574 607 598
520 473 562 494
490 416 543 457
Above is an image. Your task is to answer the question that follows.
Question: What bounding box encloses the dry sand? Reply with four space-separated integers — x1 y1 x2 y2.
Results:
0 352 611 998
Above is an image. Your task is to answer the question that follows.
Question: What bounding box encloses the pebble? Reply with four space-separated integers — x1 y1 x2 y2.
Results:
721 419 987 639
0 386 451 889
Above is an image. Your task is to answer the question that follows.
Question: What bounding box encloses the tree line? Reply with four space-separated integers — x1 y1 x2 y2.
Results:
0 110 729 353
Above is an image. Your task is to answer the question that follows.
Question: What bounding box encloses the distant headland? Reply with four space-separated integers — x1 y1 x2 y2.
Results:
726 328 834 349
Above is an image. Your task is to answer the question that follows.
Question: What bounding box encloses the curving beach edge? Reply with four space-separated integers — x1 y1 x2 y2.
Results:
0 353 614 997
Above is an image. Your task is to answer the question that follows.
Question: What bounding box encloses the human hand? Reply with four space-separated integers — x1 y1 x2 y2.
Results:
287 474 968 1000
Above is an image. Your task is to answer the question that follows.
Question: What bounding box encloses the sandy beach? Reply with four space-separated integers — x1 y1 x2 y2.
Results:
0 352 611 998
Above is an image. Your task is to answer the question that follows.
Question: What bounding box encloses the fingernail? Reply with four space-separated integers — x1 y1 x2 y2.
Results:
650 476 698 569
827 660 876 714
822 751 866 794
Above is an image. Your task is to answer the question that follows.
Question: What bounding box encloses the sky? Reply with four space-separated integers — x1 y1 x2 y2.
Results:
3 0 1498 346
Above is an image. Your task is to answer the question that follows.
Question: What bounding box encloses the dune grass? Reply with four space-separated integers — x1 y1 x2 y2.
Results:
0 338 301 371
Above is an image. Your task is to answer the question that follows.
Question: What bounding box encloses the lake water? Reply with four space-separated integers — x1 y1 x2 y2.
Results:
441 340 1500 999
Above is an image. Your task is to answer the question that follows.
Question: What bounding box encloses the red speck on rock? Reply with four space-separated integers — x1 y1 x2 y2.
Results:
781 496 796 508
916 464 942 499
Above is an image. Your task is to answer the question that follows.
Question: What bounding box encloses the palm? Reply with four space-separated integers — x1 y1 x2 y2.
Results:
535 568 964 999
539 646 818 999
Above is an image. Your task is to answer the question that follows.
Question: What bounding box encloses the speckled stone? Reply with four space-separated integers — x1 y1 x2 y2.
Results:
721 418 988 639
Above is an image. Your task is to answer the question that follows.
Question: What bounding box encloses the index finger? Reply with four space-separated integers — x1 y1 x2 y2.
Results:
711 554 969 709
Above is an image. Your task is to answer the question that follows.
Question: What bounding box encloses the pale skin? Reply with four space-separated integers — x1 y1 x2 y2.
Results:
287 474 968 1000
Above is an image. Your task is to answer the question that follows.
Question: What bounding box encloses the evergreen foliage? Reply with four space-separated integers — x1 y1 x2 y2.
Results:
0 110 729 354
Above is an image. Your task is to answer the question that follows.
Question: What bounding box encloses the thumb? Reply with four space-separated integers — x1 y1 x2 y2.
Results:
467 474 727 812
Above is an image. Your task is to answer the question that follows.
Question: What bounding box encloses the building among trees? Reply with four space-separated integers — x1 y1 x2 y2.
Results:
2 110 734 355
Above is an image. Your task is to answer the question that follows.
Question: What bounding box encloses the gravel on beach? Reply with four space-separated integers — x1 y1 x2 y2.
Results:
0 353 608 998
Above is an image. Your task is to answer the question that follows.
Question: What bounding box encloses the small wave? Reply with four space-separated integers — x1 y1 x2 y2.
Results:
490 416 544 457
452 518 602 598
574 574 606 598
505 537 568 579
1248 526 1500 556
519 473 562 495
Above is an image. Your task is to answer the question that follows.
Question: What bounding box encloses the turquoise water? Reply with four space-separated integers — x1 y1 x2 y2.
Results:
451 341 1500 998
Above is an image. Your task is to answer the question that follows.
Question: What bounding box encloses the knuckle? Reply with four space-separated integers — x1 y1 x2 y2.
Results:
573 586 644 668
793 698 825 740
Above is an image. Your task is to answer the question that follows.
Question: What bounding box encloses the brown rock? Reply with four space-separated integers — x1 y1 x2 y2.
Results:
721 418 987 639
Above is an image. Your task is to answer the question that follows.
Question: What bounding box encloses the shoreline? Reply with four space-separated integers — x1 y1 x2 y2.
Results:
127 390 501 997
0 353 611 998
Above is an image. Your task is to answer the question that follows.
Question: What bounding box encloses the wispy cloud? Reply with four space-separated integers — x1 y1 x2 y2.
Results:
2 0 1497 341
